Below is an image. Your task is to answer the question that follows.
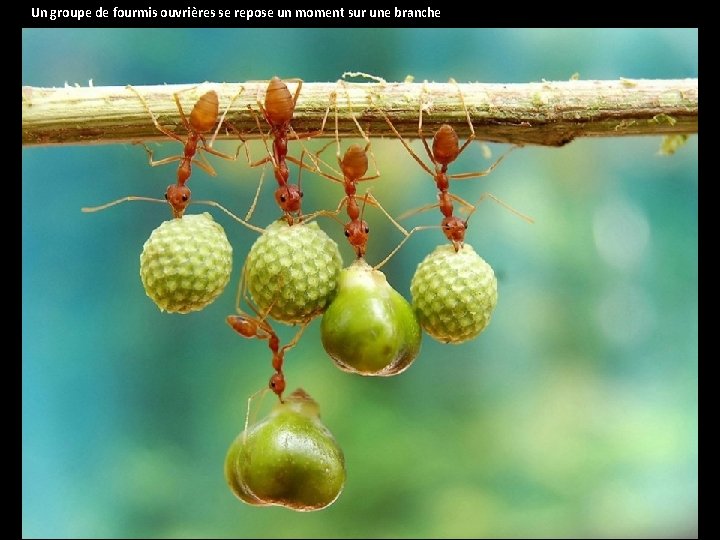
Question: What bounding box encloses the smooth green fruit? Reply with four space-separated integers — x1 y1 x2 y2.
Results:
225 389 346 511
321 259 421 376
410 243 498 344
139 213 232 314
244 220 343 324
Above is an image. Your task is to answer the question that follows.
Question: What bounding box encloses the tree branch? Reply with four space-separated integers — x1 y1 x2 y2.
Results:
22 78 698 147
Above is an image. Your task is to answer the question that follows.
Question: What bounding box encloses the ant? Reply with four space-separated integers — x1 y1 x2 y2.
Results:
246 77 329 225
127 85 246 218
226 268 309 401
374 79 532 266
303 81 406 260
83 85 265 233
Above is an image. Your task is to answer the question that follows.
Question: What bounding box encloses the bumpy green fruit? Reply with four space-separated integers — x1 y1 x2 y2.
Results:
244 220 343 324
225 389 346 511
410 243 498 344
321 259 421 375
139 213 232 314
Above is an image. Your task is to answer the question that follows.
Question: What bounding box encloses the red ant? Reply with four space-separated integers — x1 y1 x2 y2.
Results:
126 85 245 218
303 81 406 260
374 79 532 266
246 77 329 225
83 86 264 233
226 269 309 401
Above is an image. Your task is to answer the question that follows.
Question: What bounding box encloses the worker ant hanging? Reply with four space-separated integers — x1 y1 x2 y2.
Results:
125 85 246 218
245 77 330 225
374 79 533 268
83 85 263 233
302 80 407 260
226 269 310 402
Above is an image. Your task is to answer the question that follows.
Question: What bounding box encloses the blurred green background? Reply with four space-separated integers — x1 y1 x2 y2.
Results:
22 29 697 538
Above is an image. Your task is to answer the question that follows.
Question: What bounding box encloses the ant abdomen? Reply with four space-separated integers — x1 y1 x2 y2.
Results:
432 124 461 165
264 77 295 126
189 90 220 134
340 144 369 180
226 315 258 338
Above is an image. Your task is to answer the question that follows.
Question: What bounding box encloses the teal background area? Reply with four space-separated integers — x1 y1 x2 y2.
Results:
22 28 697 538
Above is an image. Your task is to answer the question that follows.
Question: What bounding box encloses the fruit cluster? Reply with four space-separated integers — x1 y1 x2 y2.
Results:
85 76 524 512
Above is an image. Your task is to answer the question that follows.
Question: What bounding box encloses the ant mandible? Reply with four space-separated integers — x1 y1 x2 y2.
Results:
246 77 329 224
128 85 246 218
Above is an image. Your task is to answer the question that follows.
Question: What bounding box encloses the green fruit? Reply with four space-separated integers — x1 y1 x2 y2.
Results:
321 259 421 375
225 389 346 511
139 212 232 314
224 432 264 506
244 220 343 324
410 243 498 344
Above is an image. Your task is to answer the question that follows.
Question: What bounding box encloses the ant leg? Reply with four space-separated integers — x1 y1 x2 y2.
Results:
362 191 409 236
127 85 184 143
81 196 167 213
279 320 311 355
451 78 478 158
286 126 332 175
284 86 335 176
332 87 342 164
302 197 348 225
210 85 245 147
247 105 276 169
172 86 200 133
282 77 332 139
447 145 519 180
199 135 246 162
452 192 534 224
418 80 438 168
286 78 304 108
190 199 265 233
138 142 183 168
238 262 287 325
244 162 268 223
243 386 270 443
301 138 342 178
374 225 440 270
375 103 435 177
192 151 218 176
287 153 342 184
395 200 442 221
296 150 307 222
235 260 249 318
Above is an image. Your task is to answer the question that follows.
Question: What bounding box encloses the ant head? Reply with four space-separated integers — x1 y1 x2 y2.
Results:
441 215 467 251
341 144 369 181
344 219 370 258
432 124 460 166
269 372 286 400
165 184 191 218
274 185 303 214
